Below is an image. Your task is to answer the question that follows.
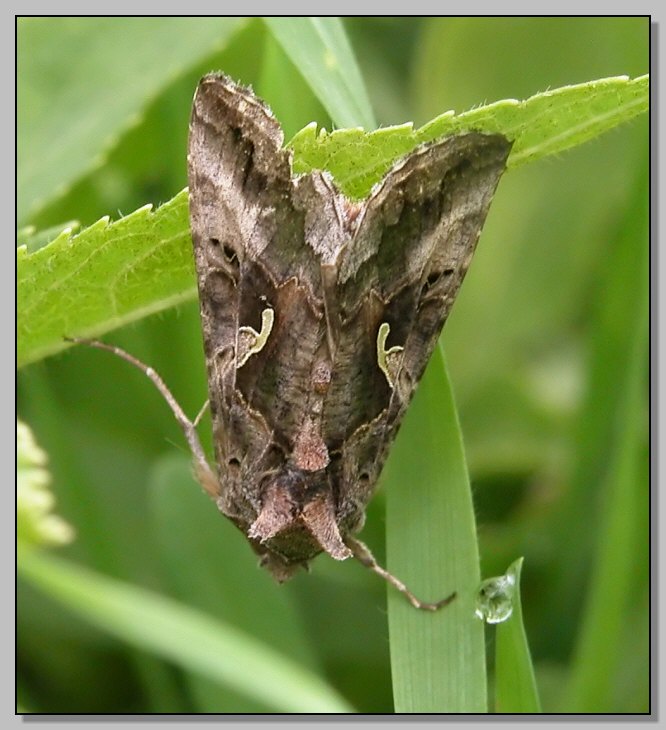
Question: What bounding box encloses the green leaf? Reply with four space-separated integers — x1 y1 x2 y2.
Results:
17 192 195 368
18 550 353 713
18 75 648 369
384 348 486 712
18 221 80 253
263 17 375 130
291 75 648 199
494 558 541 713
18 17 245 224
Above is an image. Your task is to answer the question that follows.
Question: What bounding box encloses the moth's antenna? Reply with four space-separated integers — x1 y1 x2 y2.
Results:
65 337 219 497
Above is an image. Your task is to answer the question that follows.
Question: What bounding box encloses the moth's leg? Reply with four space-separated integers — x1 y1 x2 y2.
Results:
66 337 219 497
346 536 456 612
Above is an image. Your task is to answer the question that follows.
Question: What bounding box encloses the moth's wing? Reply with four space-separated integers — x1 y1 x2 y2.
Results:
188 74 343 514
327 133 511 517
347 133 511 388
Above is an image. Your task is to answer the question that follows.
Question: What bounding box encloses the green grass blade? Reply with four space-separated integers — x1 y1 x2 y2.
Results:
148 454 319 712
256 31 330 141
18 550 353 713
547 160 649 615
494 558 541 713
18 17 245 224
385 347 486 712
562 184 648 711
564 311 647 711
263 17 375 130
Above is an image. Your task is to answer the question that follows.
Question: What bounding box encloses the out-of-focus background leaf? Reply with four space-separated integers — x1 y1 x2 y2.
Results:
17 17 648 713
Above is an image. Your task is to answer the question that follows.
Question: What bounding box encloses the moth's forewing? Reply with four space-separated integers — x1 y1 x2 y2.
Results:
188 75 351 574
189 75 285 525
327 133 511 525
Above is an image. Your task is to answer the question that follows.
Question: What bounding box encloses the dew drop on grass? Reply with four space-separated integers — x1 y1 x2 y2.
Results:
474 572 516 624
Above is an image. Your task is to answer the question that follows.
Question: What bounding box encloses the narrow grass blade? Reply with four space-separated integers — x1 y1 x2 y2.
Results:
148 454 319 712
385 347 486 712
494 558 541 713
18 550 353 713
256 32 329 141
563 237 648 710
264 17 375 130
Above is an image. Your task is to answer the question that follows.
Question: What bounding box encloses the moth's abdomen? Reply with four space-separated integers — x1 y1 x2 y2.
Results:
247 466 351 567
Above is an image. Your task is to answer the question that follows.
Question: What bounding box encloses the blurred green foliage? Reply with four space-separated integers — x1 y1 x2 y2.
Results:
17 17 648 713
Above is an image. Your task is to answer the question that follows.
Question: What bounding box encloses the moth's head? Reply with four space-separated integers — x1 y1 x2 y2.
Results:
246 467 352 576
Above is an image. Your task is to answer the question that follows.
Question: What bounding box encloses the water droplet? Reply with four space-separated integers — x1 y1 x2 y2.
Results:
475 572 516 624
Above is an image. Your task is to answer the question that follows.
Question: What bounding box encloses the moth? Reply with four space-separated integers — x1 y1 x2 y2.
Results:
72 73 511 611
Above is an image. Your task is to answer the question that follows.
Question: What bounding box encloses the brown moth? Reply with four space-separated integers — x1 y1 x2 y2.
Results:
186 73 511 608
71 73 511 611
